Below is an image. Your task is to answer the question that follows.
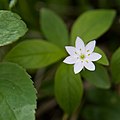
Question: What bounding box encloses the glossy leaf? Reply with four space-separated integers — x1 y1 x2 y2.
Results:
111 47 120 83
0 10 27 46
4 39 66 69
82 64 111 89
0 62 36 120
40 8 69 48
95 47 109 66
55 63 83 114
71 9 116 44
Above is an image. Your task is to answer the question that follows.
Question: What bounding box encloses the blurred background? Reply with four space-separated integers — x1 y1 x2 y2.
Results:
0 0 120 52
1 0 120 51
0 0 120 120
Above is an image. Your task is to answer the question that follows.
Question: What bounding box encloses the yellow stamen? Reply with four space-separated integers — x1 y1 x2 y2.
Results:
80 54 85 59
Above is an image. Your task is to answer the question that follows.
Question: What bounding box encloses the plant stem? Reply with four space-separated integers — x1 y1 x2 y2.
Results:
62 113 69 120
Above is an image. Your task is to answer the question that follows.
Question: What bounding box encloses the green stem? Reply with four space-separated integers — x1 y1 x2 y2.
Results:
62 113 69 120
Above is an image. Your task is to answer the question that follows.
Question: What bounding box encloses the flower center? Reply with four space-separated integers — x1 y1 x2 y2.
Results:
80 54 85 60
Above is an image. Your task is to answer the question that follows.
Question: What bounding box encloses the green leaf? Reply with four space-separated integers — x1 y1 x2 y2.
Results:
0 10 27 46
83 105 120 120
95 47 109 66
55 63 83 114
9 0 17 9
0 62 36 120
81 64 111 89
40 8 69 48
83 89 120 120
71 9 116 44
111 47 120 83
86 88 120 106
4 39 66 69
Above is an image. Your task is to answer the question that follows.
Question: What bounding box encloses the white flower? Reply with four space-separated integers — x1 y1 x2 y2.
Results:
63 36 102 74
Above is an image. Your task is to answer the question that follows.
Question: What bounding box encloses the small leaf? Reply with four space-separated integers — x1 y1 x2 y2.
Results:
111 47 120 83
9 0 17 9
81 64 111 89
40 8 69 48
0 10 27 46
4 39 66 69
71 9 116 44
55 63 83 114
95 47 109 66
0 62 36 120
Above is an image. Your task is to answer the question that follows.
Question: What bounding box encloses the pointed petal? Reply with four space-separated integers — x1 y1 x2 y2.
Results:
86 40 96 54
65 46 76 56
75 37 85 51
88 52 102 61
84 61 95 71
74 61 83 74
63 56 77 64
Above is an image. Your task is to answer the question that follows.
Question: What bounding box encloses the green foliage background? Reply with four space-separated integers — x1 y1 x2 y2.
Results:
0 0 120 120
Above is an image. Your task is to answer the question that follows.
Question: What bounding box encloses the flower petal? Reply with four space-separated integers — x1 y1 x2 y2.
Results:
86 40 96 54
65 46 76 56
74 61 83 74
84 61 95 71
88 52 102 61
75 36 85 52
63 56 77 64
